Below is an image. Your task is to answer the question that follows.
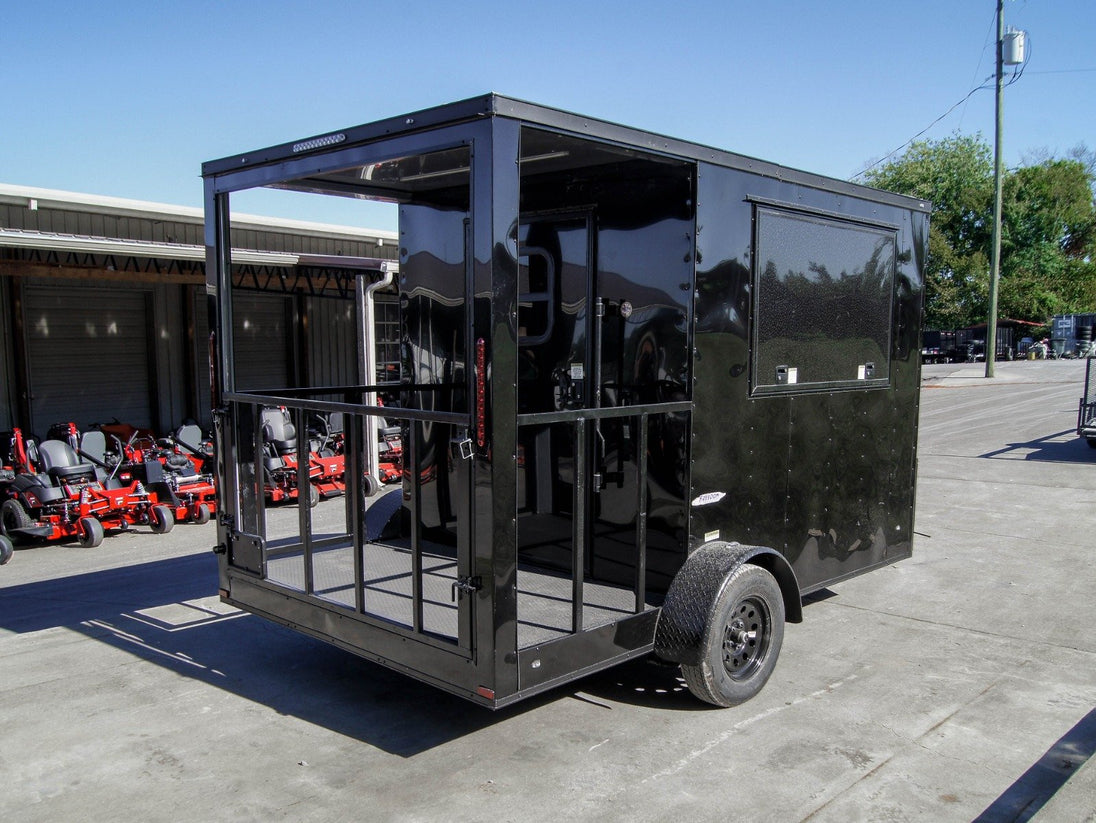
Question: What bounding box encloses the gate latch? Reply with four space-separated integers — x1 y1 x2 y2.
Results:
451 575 482 601
452 432 474 460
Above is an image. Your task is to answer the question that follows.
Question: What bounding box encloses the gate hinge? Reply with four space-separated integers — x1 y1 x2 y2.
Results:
451 575 482 601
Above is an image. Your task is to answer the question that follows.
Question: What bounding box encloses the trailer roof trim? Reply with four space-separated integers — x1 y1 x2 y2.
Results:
201 93 930 215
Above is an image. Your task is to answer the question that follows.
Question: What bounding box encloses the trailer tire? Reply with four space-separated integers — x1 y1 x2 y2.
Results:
1087 438 1096 450
1 499 33 540
149 504 175 534
0 535 13 565
680 564 785 708
77 516 104 548
190 502 211 525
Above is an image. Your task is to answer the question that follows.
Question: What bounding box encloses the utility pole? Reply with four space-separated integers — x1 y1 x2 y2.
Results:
986 0 1004 378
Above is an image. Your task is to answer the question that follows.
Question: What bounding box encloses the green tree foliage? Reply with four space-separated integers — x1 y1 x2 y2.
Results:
862 135 1096 329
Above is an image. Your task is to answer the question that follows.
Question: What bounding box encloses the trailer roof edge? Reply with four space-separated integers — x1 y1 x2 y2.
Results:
202 93 931 215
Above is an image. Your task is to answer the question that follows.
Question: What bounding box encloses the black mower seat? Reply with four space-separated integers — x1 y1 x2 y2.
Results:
80 430 108 464
177 424 214 456
37 439 98 484
261 409 297 455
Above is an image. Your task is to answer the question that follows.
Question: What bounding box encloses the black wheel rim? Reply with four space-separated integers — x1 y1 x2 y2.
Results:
721 596 771 681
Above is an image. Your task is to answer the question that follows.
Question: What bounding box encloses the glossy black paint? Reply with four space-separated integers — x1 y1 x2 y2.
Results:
690 163 926 593
203 94 928 707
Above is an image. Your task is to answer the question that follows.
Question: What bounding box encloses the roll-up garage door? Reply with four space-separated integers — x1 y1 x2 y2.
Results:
232 291 293 391
24 284 152 433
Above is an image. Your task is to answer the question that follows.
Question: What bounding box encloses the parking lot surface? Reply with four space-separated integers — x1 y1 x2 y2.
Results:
2 358 1094 822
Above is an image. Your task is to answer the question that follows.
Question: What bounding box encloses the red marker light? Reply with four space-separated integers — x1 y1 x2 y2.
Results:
475 338 487 448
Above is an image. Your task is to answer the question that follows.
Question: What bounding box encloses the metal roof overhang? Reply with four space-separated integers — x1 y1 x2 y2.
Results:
0 183 399 245
0 229 398 273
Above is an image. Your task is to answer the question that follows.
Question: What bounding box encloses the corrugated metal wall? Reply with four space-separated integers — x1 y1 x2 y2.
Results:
0 204 204 245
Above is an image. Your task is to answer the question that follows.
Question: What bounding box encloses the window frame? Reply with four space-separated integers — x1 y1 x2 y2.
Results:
749 200 898 396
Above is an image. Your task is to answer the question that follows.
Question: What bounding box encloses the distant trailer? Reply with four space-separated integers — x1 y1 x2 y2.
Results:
203 94 929 708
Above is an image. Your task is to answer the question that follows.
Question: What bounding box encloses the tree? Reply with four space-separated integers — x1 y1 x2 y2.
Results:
861 135 1096 329
999 158 1096 320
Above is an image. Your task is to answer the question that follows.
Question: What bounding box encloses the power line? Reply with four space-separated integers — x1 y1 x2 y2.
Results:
852 77 994 180
854 34 1031 181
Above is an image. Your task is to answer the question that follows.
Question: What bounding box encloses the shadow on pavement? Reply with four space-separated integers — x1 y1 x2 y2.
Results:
979 429 1095 464
0 553 541 755
974 706 1096 823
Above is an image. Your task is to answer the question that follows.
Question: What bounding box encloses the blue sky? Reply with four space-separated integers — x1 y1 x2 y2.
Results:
2 0 1092 231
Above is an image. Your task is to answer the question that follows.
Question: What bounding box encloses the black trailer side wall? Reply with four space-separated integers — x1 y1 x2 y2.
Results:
690 164 926 593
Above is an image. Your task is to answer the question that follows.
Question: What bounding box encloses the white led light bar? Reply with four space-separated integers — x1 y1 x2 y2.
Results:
292 133 347 153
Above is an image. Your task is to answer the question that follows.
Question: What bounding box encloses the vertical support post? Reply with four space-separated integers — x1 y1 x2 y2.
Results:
572 418 587 633
295 406 313 595
346 407 365 615
252 403 267 559
634 413 649 614
986 0 1004 379
408 420 423 633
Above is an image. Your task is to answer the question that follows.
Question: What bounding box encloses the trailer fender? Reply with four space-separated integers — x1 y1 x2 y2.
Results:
365 488 405 541
654 541 801 666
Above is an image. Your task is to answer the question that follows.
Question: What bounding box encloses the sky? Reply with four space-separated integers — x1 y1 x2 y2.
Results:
2 0 1093 232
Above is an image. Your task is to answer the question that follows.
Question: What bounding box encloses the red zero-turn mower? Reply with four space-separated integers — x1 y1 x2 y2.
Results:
377 422 403 484
0 428 175 548
157 424 218 524
262 407 321 506
78 422 217 526
306 411 350 499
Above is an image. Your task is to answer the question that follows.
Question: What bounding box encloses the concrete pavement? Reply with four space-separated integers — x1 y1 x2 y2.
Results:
2 357 1093 821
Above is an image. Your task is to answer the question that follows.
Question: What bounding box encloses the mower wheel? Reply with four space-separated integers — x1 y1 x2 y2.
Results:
363 473 381 498
77 516 104 549
308 484 319 508
190 502 211 525
149 504 175 534
1 498 33 539
0 535 13 565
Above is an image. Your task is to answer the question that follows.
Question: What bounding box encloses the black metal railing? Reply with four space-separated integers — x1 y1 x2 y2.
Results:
516 400 691 634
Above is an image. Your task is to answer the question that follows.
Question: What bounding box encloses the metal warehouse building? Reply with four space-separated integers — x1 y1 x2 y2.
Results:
0 184 398 438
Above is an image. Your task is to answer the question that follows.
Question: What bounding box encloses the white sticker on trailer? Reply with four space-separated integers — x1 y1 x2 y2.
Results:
692 491 726 507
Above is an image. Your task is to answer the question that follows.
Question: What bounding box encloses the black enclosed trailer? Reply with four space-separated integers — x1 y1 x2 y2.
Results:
203 94 929 708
